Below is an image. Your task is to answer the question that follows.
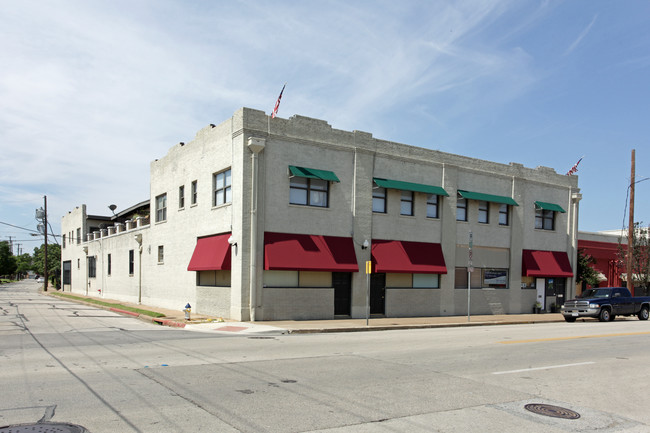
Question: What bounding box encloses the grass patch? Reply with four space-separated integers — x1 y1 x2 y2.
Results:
50 292 166 318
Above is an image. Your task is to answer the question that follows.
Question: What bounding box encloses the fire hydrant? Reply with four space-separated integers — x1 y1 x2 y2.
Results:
183 303 191 321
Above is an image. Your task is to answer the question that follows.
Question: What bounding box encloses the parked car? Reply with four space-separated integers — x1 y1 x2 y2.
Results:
561 287 650 322
36 277 44 283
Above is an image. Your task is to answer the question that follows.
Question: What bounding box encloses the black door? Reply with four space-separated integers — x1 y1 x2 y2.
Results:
554 278 566 307
333 272 352 316
370 273 386 315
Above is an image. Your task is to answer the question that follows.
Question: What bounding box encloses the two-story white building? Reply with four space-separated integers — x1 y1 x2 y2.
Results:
61 107 581 321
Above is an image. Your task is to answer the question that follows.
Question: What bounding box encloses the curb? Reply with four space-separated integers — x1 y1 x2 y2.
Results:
152 318 187 328
285 318 565 334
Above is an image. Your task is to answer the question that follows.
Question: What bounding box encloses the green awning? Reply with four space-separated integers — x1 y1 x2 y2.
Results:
535 201 566 213
457 190 518 206
373 178 448 196
289 165 340 182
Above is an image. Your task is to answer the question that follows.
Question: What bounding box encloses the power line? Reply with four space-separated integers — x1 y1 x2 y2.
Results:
0 220 41 234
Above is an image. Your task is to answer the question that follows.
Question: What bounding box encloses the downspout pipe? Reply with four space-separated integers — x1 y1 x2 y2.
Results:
247 137 266 321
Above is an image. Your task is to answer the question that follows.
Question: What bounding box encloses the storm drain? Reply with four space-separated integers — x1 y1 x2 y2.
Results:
524 403 581 420
0 422 88 433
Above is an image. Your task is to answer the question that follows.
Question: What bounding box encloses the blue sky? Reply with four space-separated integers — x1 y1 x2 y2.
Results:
1 0 649 252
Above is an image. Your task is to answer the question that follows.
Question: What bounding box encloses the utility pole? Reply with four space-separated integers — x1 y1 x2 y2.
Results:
628 150 635 297
8 236 14 254
44 195 48 292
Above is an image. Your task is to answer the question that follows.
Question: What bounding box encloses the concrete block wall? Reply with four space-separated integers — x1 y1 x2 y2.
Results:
61 107 580 321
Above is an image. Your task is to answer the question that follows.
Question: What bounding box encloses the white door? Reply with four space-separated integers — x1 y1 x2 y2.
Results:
536 278 546 310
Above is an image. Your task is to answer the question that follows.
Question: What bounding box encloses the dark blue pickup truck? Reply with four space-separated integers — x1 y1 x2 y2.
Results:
561 287 650 322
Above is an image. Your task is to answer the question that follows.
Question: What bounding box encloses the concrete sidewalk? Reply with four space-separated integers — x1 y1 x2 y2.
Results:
45 290 565 334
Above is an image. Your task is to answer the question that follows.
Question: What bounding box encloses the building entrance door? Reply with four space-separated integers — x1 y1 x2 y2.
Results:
546 278 566 310
536 278 546 310
333 272 351 316
370 273 386 315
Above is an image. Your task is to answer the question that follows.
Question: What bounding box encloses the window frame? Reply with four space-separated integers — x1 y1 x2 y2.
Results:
155 193 167 222
213 168 232 207
498 204 509 226
129 249 135 275
179 185 185 209
426 194 439 218
535 208 555 230
478 201 489 224
456 198 468 221
88 256 96 278
482 268 508 288
372 187 387 213
289 177 330 208
158 245 164 264
191 180 198 205
400 190 414 216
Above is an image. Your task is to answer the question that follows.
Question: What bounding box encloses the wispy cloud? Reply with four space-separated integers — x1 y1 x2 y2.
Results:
564 14 598 55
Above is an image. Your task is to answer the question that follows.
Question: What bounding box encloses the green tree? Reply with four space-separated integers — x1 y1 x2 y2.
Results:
32 243 61 283
576 248 600 288
15 253 34 278
0 241 17 277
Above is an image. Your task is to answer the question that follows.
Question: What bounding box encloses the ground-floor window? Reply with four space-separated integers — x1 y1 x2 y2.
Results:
88 256 96 278
197 270 231 287
455 267 508 288
63 261 71 285
263 270 333 287
386 273 440 288
482 269 508 288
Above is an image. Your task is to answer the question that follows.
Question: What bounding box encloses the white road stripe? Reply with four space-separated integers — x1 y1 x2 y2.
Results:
492 361 595 375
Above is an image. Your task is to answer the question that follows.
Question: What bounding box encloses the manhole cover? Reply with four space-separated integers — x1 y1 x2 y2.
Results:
524 403 581 420
0 423 88 433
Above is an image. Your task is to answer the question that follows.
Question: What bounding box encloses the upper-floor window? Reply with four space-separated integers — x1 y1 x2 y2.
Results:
372 187 387 213
76 228 81 244
478 201 489 224
456 198 467 221
107 253 112 276
191 180 198 205
290 177 329 207
499 204 509 226
213 169 232 206
158 245 164 264
400 191 414 216
426 194 439 218
155 193 167 222
179 185 185 209
535 209 554 230
62 234 66 248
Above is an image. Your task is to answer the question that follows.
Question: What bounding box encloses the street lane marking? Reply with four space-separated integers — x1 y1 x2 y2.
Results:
498 331 650 345
492 362 595 375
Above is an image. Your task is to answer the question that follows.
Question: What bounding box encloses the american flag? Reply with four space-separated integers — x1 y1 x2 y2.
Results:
566 157 583 176
271 83 286 119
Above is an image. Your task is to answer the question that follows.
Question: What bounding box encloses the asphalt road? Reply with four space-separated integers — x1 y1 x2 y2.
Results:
2 279 649 432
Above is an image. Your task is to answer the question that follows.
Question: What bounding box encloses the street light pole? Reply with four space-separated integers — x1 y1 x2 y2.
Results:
628 150 635 297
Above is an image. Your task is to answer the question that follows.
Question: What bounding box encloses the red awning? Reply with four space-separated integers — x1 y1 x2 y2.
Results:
371 240 447 274
522 250 573 277
264 232 359 272
187 233 232 271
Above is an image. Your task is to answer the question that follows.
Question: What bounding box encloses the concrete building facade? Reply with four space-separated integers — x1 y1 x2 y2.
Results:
61 107 581 320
